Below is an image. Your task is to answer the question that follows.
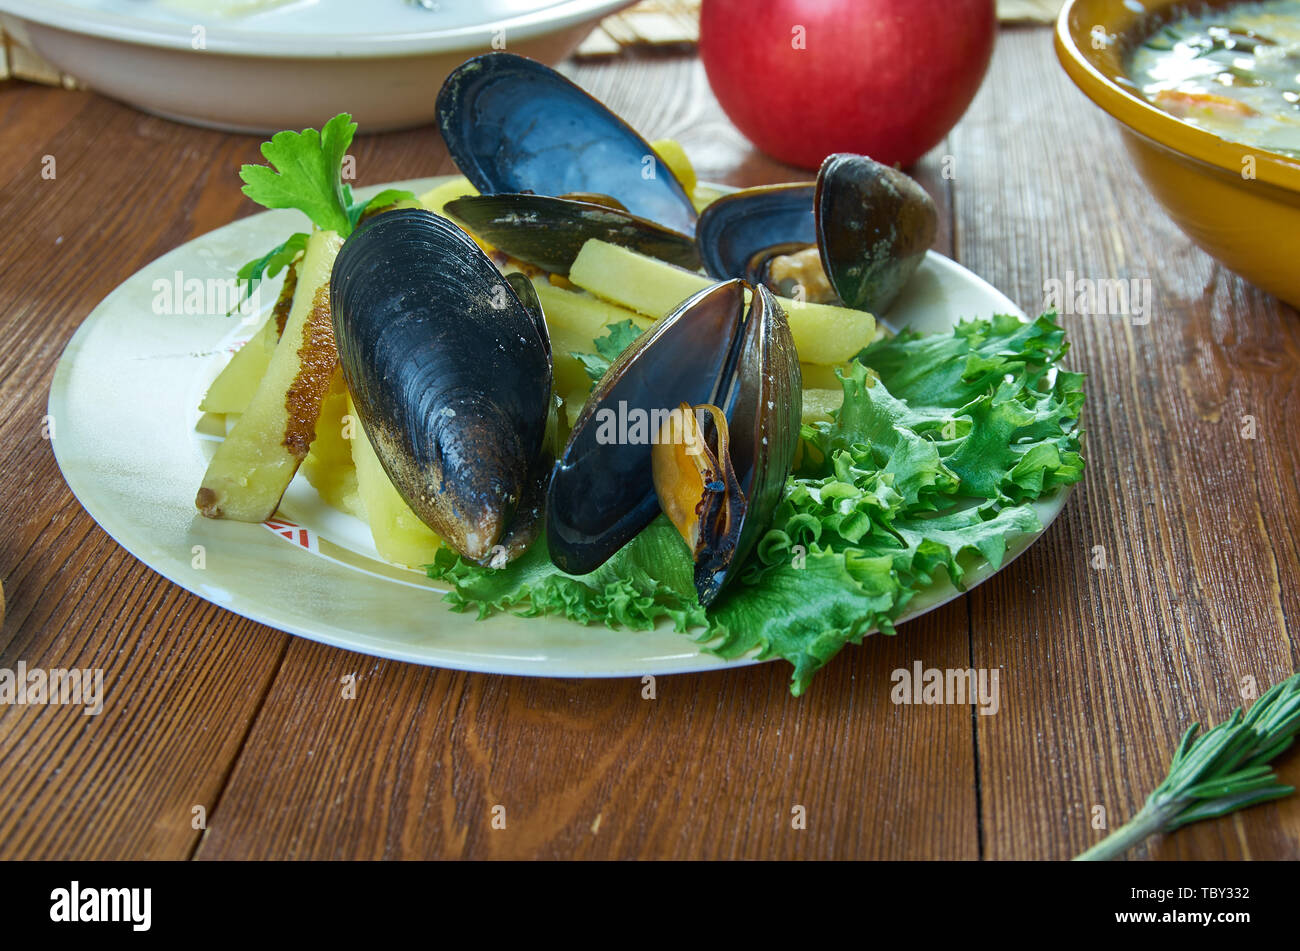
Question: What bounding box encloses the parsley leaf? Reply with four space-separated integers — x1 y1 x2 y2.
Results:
230 115 419 316
345 188 418 230
227 231 309 315
238 113 357 235
571 320 644 382
232 231 308 300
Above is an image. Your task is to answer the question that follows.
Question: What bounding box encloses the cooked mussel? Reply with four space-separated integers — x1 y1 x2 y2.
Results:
696 153 938 315
436 52 699 272
437 52 697 232
696 182 817 290
330 208 553 564
443 193 700 276
546 280 800 605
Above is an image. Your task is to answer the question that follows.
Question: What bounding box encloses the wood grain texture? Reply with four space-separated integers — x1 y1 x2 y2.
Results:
0 27 1295 860
193 608 977 860
951 27 1300 860
0 94 292 860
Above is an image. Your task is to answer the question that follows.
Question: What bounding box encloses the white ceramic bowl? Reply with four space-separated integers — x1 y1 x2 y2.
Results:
0 0 633 132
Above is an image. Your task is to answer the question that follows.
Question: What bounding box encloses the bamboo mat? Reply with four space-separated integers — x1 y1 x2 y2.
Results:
576 0 1064 57
0 1 1065 86
0 25 81 87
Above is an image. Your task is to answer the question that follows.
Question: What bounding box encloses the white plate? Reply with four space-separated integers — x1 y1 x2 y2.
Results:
48 177 1069 681
0 0 633 132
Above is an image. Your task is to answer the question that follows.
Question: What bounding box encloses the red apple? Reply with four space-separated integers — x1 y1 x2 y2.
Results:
699 0 996 169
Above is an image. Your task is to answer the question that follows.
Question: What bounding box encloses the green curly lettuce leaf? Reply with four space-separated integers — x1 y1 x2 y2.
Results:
431 517 705 632
822 313 1086 504
428 312 1086 695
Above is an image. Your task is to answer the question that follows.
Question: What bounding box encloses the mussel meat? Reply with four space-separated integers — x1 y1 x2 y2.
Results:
546 279 800 605
436 52 699 273
330 208 554 564
696 153 938 315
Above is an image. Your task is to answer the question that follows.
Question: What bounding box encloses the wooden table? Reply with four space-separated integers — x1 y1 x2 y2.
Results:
1 25 1297 861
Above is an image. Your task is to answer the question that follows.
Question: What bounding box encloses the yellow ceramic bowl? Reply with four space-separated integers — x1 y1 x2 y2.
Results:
1056 0 1300 307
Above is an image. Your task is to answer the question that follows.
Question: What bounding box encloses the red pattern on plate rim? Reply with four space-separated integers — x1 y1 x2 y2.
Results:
262 516 315 552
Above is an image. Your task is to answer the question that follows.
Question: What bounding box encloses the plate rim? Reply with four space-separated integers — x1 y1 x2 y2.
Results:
48 176 1073 681
0 0 636 58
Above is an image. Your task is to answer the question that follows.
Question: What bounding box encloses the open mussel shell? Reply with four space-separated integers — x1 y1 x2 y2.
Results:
436 52 698 237
503 270 550 361
445 193 700 275
696 183 816 286
695 154 938 315
815 153 938 314
546 279 800 606
547 281 744 577
712 284 800 599
331 208 553 564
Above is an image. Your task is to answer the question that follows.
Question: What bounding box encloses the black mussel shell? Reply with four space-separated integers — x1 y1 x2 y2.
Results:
331 208 552 563
546 281 747 576
547 280 800 606
436 52 698 237
695 155 939 315
696 183 816 285
445 193 700 275
711 284 801 599
814 153 938 314
504 270 550 361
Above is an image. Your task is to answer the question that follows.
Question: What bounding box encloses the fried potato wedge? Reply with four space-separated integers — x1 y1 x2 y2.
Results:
199 266 299 415
418 176 478 217
301 368 362 519
530 277 650 397
196 229 344 521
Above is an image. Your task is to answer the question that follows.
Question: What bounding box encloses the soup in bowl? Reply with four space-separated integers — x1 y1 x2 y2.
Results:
1057 0 1300 307
1131 2 1300 158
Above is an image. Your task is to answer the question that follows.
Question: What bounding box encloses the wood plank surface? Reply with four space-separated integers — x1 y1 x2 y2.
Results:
0 26 1295 860
952 27 1300 861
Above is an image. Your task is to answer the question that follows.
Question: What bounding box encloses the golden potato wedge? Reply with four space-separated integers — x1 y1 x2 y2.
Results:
301 368 362 518
530 277 651 397
196 229 344 521
346 394 443 568
651 138 697 197
199 266 298 415
569 240 876 365
419 177 478 217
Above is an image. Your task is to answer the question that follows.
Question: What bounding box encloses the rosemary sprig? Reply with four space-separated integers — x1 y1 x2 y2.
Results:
1075 671 1300 861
